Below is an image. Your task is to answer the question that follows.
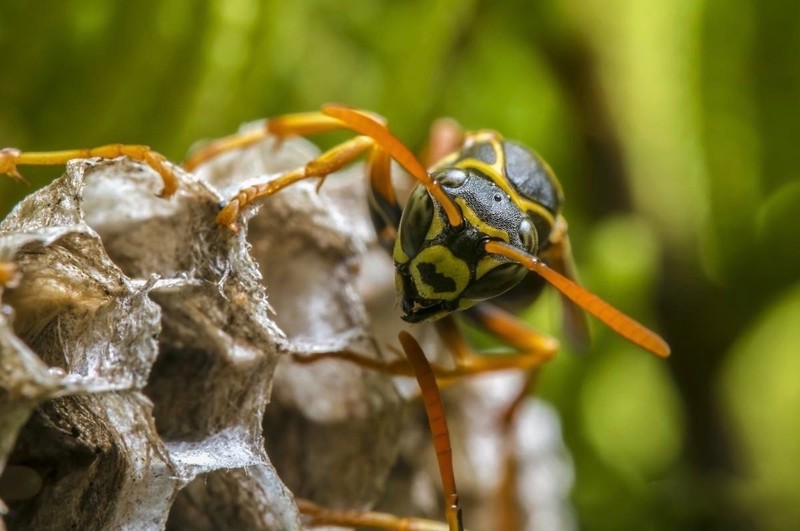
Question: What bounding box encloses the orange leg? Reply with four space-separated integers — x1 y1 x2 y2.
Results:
215 135 375 230
291 321 555 383
189 106 463 232
182 112 344 171
292 347 439 378
439 306 559 375
297 498 453 531
366 145 402 251
193 110 406 232
294 302 558 385
0 145 177 197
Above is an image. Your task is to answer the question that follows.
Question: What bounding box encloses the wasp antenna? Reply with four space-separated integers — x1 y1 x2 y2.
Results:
484 240 670 358
321 105 463 228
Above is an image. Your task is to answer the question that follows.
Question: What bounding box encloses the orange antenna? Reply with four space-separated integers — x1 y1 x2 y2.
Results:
322 105 463 228
398 331 463 531
484 241 670 358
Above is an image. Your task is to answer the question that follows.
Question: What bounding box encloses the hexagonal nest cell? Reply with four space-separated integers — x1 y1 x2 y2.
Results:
0 129 574 531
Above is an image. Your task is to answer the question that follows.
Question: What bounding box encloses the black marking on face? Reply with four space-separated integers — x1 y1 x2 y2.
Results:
416 262 457 293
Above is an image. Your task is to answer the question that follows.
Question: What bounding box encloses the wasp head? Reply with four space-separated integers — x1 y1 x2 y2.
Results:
393 167 539 323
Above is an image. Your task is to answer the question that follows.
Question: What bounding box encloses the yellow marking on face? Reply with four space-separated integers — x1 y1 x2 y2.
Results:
393 237 410 264
410 245 470 301
424 207 446 241
454 197 510 243
475 256 507 279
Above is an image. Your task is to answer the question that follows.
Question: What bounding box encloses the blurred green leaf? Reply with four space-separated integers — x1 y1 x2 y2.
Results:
581 345 684 480
719 282 800 530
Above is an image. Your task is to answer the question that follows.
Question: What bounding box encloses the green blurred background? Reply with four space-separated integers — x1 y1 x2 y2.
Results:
1 1 798 529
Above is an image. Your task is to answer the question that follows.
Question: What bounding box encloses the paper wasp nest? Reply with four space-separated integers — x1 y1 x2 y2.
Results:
0 130 573 530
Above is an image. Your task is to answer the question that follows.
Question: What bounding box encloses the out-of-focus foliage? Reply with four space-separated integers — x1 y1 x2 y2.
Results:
720 284 800 530
1 0 797 529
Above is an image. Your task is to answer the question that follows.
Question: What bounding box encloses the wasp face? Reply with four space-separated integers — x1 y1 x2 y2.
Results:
393 167 539 323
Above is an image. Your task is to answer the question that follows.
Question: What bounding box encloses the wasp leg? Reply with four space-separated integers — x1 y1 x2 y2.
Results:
0 145 177 197
296 498 454 531
185 105 456 232
291 348 453 378
436 307 559 376
293 311 557 383
215 113 408 234
366 145 403 251
216 135 376 230
182 112 344 171
201 110 406 237
0 148 27 184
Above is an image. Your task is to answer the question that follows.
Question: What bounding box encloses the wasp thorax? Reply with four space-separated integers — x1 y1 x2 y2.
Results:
393 168 538 323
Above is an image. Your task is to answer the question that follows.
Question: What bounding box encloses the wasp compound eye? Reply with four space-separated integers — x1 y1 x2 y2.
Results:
519 217 538 253
433 168 468 188
399 184 435 259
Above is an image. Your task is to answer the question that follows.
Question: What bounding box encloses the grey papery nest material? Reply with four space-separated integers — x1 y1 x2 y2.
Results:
0 129 573 531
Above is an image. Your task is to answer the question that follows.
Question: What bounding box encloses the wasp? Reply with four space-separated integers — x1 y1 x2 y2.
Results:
1 105 670 531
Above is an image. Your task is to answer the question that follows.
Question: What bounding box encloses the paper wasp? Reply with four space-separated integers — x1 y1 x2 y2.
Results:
1 105 669 530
